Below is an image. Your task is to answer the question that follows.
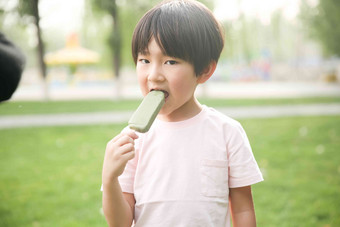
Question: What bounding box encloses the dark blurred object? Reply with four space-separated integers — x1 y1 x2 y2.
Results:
0 32 26 102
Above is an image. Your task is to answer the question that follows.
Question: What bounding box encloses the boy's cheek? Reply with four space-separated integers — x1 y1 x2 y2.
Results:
137 75 149 96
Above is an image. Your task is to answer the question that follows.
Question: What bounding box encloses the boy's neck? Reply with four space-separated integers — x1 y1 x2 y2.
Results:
157 97 202 122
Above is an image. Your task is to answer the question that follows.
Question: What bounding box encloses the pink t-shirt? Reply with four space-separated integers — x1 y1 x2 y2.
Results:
118 105 263 226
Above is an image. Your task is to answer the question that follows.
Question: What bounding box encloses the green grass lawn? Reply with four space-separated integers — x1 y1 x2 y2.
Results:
0 116 339 226
0 96 339 116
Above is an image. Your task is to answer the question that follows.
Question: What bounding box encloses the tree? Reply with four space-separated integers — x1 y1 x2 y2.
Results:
90 0 125 99
18 0 46 78
17 0 48 99
300 0 340 56
91 0 121 79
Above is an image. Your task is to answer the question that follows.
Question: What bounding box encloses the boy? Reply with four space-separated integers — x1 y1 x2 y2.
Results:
102 0 263 226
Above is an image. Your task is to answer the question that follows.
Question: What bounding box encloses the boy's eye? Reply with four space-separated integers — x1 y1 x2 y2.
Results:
139 59 150 64
165 60 177 65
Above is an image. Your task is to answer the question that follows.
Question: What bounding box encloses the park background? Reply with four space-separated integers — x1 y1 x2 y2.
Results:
1 0 340 226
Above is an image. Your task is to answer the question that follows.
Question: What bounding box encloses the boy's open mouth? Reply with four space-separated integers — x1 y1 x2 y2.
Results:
150 89 169 99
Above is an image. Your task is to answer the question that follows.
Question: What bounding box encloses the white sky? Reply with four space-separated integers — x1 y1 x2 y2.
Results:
36 0 302 34
39 0 85 34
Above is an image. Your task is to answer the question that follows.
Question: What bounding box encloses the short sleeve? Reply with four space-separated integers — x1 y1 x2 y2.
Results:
226 123 263 188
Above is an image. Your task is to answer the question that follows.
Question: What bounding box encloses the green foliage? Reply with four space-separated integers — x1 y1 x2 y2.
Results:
17 0 36 23
0 1 39 67
221 8 303 63
81 0 112 68
300 0 340 56
0 8 4 28
90 0 121 76
92 0 116 13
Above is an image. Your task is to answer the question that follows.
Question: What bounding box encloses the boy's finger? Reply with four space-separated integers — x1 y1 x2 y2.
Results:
109 128 139 146
119 143 135 155
123 128 139 140
122 150 135 162
111 134 122 143
114 135 135 148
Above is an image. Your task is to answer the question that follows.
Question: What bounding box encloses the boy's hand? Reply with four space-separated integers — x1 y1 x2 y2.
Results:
102 130 138 186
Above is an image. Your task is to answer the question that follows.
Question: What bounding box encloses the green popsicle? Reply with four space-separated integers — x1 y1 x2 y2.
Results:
128 90 165 133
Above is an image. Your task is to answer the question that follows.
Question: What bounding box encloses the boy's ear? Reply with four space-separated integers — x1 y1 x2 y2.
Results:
197 61 217 84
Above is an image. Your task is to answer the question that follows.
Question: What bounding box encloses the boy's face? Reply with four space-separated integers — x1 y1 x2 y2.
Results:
136 38 201 122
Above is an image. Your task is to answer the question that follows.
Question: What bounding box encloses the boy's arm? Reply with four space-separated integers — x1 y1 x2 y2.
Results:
102 180 135 227
229 186 257 227
102 130 138 227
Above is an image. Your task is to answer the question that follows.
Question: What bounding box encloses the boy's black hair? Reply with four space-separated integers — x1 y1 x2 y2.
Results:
132 0 224 76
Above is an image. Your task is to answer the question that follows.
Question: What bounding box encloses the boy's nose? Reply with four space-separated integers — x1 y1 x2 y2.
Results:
148 65 165 82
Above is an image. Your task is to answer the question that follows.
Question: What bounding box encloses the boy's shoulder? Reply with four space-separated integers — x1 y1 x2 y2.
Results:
203 105 242 129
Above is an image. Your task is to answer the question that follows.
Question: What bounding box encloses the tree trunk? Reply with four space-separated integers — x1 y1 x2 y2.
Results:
110 1 122 99
112 15 121 78
32 0 49 100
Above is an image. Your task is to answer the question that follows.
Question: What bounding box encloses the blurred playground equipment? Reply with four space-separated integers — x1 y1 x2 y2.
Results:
44 33 100 76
